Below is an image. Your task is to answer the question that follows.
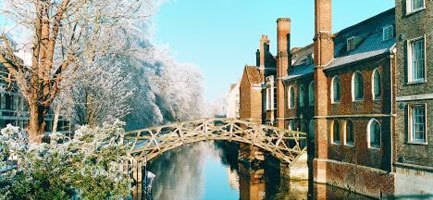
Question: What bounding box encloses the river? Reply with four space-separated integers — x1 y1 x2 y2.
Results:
147 142 373 200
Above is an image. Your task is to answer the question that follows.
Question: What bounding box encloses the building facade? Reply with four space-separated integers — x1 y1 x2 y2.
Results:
0 64 70 133
239 0 433 198
226 82 240 119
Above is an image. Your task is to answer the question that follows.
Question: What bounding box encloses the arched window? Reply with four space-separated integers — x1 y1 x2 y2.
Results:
372 69 381 100
368 119 381 148
345 120 354 146
332 120 340 144
299 85 305 107
309 81 315 106
288 86 295 109
288 120 295 131
331 76 341 103
352 72 364 101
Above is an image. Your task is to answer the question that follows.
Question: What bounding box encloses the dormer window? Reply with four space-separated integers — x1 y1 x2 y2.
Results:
382 25 394 41
406 0 425 15
347 37 356 51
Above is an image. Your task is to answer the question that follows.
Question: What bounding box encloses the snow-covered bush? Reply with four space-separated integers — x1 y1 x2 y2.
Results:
0 121 132 199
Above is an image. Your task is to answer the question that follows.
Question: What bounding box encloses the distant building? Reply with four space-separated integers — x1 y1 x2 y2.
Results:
0 63 70 133
239 0 433 198
226 82 240 119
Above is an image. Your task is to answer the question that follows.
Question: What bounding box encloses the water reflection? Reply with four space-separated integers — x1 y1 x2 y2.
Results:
147 142 373 200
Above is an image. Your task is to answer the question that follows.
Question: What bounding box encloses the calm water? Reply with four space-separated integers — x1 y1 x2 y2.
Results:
147 142 373 200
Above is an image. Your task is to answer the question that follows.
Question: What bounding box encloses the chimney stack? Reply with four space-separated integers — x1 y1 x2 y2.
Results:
275 18 291 129
276 18 291 78
257 35 270 80
313 0 333 184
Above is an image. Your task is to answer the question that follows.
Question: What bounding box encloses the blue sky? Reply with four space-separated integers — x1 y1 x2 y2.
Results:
154 0 395 102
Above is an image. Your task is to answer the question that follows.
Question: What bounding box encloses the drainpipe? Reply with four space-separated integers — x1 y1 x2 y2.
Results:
389 46 397 173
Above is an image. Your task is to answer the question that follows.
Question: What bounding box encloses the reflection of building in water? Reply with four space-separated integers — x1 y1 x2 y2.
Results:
227 168 240 191
239 164 266 200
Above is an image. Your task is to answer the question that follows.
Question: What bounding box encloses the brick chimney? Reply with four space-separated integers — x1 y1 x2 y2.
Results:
276 18 291 128
313 0 334 183
257 34 270 80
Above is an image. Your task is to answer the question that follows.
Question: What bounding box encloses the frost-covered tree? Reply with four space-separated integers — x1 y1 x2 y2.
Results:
0 0 161 142
0 121 132 199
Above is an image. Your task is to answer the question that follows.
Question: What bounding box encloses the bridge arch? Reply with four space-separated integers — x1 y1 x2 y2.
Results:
125 119 307 166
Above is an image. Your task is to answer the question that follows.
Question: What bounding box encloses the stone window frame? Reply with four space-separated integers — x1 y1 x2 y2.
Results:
288 85 296 109
372 68 382 101
382 25 394 42
331 76 341 104
406 0 426 16
351 71 364 102
330 119 341 145
299 84 305 107
407 35 427 84
367 118 381 149
344 120 355 147
308 81 315 106
407 103 428 145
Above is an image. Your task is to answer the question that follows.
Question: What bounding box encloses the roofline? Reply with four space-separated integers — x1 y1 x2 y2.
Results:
324 51 391 72
334 7 395 37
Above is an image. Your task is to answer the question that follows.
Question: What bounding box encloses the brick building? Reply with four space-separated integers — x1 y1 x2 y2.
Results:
0 63 70 133
239 0 433 198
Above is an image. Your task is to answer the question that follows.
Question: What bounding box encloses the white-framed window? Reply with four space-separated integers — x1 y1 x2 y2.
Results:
309 81 315 106
407 36 426 83
331 120 340 144
368 119 381 149
352 71 364 101
372 69 382 100
382 25 394 41
408 104 427 144
331 76 341 103
288 86 295 109
266 87 274 110
347 37 356 51
406 0 425 14
299 85 305 107
288 120 295 131
345 120 355 146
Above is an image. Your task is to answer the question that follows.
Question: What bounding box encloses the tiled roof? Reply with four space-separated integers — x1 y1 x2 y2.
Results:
284 8 396 80
326 8 396 69
244 66 262 84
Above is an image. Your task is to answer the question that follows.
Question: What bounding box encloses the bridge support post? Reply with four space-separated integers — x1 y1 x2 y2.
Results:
280 152 309 180
130 159 143 200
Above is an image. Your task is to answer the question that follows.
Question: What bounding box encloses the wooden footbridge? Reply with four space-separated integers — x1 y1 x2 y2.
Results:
125 118 308 199
125 118 307 165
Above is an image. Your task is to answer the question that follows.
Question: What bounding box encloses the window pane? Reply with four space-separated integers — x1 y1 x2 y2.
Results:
411 39 425 81
309 82 314 105
374 71 381 98
333 77 341 102
299 86 305 107
354 73 364 100
333 121 340 143
290 87 295 108
369 121 381 148
412 106 426 142
412 0 424 10
346 121 354 145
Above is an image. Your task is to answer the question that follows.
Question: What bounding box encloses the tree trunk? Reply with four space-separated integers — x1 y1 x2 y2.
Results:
28 102 47 143
52 104 61 134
